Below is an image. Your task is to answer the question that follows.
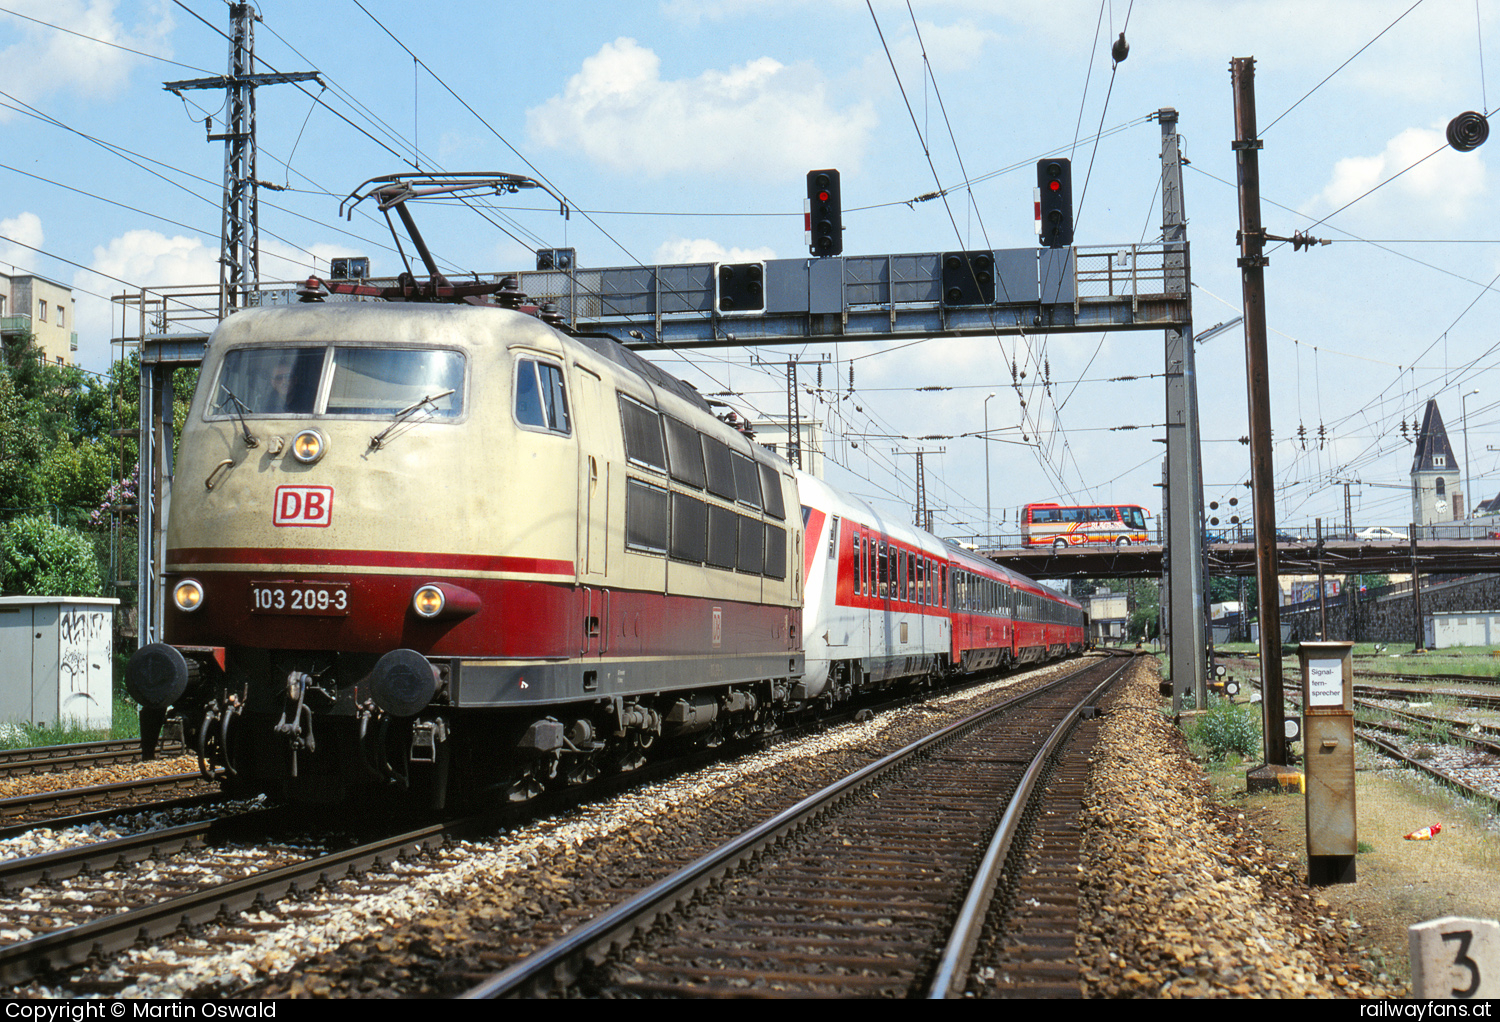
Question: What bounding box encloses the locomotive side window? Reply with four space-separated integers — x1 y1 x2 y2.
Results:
619 395 666 471
669 493 708 563
624 478 669 553
759 464 786 519
730 452 762 510
705 505 738 569
702 435 737 499
664 415 707 488
737 516 764 574
764 524 787 579
512 358 568 433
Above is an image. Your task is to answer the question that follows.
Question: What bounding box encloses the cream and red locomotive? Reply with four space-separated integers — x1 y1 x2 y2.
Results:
127 301 803 805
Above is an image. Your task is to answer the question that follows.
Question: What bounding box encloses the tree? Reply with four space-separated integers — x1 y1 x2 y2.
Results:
1126 577 1160 641
0 515 104 597
0 369 50 515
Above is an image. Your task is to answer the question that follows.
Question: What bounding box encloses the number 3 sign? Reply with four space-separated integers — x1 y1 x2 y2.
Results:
1410 917 1498 998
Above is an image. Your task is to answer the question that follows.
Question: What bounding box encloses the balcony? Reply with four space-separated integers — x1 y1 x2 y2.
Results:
0 315 31 337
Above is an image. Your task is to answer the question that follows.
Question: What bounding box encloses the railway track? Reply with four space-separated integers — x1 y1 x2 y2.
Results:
464 654 1130 998
0 772 218 826
1265 679 1500 813
0 811 465 989
0 739 182 779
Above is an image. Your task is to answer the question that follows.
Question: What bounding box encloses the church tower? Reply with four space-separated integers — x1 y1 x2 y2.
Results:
1411 399 1463 524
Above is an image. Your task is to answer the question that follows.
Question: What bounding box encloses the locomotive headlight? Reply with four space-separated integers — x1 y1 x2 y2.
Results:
291 428 327 464
412 585 445 618
173 579 204 612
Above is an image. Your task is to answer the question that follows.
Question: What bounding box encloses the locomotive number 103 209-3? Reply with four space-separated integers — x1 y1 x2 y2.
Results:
249 582 351 615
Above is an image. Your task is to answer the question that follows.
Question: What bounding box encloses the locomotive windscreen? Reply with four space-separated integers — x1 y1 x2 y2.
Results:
210 345 465 418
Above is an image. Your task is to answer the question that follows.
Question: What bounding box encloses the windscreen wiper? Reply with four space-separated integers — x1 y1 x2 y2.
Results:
368 389 456 451
220 386 258 448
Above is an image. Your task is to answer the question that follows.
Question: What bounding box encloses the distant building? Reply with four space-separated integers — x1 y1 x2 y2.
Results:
1087 589 1129 644
0 271 77 366
752 417 825 479
1411 399 1462 525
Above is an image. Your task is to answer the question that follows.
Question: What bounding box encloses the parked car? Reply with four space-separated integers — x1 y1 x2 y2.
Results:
1246 530 1305 544
1356 526 1409 542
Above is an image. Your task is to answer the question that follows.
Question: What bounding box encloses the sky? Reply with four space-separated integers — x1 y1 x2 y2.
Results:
2 0 1499 544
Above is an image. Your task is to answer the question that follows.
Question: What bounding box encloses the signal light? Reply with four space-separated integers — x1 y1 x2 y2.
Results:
717 262 765 313
536 247 576 271
805 169 842 257
941 251 995 306
1035 158 1074 248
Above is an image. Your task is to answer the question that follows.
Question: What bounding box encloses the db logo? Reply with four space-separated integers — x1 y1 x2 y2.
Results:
273 485 334 527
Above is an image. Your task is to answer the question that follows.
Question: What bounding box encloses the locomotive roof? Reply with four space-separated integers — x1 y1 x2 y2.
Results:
572 333 712 415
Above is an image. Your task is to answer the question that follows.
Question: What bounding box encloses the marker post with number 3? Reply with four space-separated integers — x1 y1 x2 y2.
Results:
1410 916 1499 999
1300 641 1356 886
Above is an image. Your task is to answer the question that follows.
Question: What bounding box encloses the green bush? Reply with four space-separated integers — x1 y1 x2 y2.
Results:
1189 697 1262 759
0 514 104 597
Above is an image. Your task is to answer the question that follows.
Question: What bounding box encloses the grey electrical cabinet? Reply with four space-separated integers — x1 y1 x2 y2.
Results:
0 597 120 730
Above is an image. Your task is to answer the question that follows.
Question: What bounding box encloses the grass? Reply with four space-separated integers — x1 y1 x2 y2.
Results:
1183 695 1263 761
0 693 141 750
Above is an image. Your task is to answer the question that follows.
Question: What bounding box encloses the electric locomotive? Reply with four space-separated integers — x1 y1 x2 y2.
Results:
126 300 804 806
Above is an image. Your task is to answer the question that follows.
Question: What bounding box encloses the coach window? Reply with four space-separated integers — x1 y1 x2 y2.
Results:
878 541 889 596
514 358 569 434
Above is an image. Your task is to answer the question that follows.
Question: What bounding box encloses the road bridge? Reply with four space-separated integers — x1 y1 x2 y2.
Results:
982 538 1500 580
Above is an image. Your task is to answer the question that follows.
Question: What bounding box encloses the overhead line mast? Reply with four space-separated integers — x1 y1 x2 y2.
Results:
164 3 320 318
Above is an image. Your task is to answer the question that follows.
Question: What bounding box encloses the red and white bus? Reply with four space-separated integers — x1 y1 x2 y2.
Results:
1022 502 1151 549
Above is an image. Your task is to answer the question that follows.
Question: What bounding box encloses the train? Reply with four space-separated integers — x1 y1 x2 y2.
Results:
126 293 1087 808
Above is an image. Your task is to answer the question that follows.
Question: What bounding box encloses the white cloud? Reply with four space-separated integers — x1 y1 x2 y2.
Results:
654 237 776 264
0 1 174 120
1314 125 1486 222
527 37 877 179
89 228 215 288
0 212 45 271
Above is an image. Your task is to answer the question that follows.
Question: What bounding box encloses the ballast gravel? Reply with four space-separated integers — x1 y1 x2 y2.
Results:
1079 660 1399 998
8 657 1410 998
